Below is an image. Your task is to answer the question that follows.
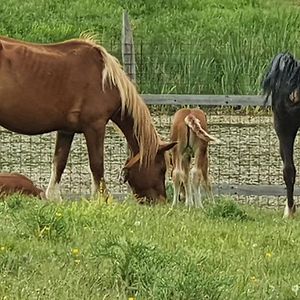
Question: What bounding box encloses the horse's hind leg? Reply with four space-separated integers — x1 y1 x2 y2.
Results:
276 123 298 218
84 121 107 199
200 152 214 203
46 131 74 200
171 167 182 207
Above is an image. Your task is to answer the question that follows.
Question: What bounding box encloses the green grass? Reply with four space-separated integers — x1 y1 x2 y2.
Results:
0 194 300 299
1 0 300 94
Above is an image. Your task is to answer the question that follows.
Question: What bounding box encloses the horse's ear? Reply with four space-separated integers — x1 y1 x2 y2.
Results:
123 153 141 169
120 168 129 183
158 142 177 153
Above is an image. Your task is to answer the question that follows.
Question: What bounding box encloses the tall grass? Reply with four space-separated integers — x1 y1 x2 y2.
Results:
1 195 300 299
0 0 300 94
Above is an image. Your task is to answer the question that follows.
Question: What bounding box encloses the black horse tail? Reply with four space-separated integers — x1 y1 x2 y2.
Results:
262 52 298 106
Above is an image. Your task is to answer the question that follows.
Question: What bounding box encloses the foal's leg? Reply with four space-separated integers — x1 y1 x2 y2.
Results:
171 166 182 207
191 166 203 209
200 152 214 203
84 122 107 199
276 125 298 218
182 156 193 208
46 131 74 200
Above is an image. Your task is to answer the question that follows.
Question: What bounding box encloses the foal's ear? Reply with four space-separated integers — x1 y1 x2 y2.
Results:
158 142 177 153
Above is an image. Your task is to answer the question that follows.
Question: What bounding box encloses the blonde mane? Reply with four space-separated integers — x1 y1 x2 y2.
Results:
79 33 160 166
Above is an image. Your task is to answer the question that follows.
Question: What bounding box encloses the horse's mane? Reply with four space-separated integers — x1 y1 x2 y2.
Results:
79 33 160 167
262 52 300 106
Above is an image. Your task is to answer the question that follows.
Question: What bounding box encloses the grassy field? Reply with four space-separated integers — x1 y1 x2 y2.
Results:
1 195 300 299
1 0 300 94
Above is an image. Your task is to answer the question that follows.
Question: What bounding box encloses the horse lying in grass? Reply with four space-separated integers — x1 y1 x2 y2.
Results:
170 108 219 208
263 52 300 218
0 172 45 198
0 34 176 203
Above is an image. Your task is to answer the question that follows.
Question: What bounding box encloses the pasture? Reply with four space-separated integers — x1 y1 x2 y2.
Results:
0 195 300 299
1 0 300 298
1 0 300 94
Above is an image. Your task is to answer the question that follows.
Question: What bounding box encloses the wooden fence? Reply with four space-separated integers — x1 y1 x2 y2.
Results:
120 11 299 200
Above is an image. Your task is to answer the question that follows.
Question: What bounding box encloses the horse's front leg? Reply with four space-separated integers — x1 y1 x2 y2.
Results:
84 121 108 200
46 131 75 200
276 124 298 218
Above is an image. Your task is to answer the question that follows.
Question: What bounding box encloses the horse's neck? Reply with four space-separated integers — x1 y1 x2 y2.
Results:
111 109 139 155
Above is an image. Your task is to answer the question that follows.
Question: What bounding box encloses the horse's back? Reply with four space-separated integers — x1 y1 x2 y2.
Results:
171 108 208 137
0 172 44 198
0 36 105 134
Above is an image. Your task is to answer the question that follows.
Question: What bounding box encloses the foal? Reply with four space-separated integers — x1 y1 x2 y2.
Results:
0 172 45 198
170 108 218 208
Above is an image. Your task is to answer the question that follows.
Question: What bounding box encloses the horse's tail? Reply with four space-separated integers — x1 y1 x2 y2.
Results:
184 114 220 144
262 52 299 106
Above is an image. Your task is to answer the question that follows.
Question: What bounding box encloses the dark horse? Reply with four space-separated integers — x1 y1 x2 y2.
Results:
0 34 176 202
263 52 300 218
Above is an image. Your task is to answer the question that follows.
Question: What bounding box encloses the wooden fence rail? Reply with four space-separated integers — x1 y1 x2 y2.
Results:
142 94 270 106
119 12 285 200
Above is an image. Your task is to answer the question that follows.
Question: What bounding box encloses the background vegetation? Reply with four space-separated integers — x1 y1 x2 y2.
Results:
1 195 300 299
1 0 300 94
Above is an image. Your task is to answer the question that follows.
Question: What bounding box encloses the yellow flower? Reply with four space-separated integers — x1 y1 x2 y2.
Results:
265 252 272 258
250 276 256 281
128 298 136 300
71 248 80 256
0 246 5 251
55 212 62 217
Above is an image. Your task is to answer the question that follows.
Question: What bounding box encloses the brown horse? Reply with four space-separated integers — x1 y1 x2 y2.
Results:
0 172 45 198
0 34 176 202
170 108 218 208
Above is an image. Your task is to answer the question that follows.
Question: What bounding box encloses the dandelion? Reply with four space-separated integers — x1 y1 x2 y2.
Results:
71 248 80 256
55 212 62 217
292 284 299 296
128 297 136 300
0 246 5 251
265 252 272 258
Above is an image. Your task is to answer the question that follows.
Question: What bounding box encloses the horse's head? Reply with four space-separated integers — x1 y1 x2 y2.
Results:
122 142 176 203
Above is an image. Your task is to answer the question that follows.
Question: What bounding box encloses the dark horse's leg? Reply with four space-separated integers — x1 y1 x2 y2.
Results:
46 131 74 200
84 121 107 198
275 117 298 218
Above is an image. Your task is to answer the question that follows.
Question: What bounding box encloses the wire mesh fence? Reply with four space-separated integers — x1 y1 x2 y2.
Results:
0 39 296 207
1 104 300 208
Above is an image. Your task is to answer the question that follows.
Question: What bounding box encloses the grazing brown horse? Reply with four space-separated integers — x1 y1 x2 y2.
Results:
0 172 45 198
170 108 218 208
263 52 300 218
0 34 176 202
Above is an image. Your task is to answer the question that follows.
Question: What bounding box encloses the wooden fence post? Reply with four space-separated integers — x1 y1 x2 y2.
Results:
121 11 136 193
121 10 136 82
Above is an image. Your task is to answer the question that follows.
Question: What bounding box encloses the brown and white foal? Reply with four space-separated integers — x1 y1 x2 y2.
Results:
170 108 218 208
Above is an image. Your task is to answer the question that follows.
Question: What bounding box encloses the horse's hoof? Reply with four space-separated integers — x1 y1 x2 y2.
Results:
283 205 296 219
